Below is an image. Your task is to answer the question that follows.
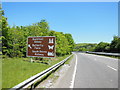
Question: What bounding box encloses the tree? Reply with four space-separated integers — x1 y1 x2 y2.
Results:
110 36 120 53
65 33 75 54
7 26 25 57
1 11 75 57
73 43 97 52
1 8 9 55
55 32 69 56
94 42 110 52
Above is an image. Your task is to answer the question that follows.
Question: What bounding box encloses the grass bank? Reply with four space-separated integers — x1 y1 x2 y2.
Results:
2 55 70 88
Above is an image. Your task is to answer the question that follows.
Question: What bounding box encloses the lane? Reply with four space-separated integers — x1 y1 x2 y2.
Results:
74 53 118 88
81 53 118 69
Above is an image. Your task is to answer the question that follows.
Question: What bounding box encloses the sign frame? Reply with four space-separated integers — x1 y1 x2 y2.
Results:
26 36 56 58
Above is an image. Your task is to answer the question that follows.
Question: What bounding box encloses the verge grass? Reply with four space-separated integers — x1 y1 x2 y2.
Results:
65 54 74 64
2 55 70 88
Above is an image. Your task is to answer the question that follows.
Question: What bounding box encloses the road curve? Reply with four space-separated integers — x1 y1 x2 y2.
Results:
53 52 118 88
74 52 118 88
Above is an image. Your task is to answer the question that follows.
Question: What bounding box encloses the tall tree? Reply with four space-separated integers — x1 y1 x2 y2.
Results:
110 36 120 53
1 8 9 55
94 42 110 52
65 33 75 54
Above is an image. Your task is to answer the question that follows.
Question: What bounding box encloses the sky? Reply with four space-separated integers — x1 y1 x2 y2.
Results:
2 0 119 2
2 2 118 44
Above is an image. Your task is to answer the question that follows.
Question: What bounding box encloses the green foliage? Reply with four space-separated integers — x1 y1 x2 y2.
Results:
1 10 9 55
94 36 120 53
2 55 69 88
74 43 97 52
65 33 75 54
94 42 110 52
74 36 120 53
2 10 74 57
110 36 120 53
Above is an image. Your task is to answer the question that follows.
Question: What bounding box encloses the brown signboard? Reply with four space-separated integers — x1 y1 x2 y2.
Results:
27 36 55 57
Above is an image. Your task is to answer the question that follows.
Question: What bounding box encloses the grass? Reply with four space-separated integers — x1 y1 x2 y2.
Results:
65 54 74 64
2 55 70 88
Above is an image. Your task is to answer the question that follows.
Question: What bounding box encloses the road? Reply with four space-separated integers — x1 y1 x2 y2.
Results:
53 52 118 88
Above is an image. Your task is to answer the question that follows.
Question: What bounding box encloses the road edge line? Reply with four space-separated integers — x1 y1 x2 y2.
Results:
70 54 78 88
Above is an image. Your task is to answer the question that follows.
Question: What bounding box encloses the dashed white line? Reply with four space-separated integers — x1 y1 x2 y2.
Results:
70 54 78 88
107 65 117 71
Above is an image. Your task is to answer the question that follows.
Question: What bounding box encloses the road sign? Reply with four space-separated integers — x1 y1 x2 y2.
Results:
27 36 55 57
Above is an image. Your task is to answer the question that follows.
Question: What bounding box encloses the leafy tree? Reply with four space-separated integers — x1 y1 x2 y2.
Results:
1 8 9 55
7 26 25 57
54 32 69 56
94 42 110 52
74 43 97 52
110 36 120 53
48 30 56 36
65 33 75 54
34 19 49 36
1 10 75 58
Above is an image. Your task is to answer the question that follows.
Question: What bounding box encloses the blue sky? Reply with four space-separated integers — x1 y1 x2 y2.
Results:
2 2 118 44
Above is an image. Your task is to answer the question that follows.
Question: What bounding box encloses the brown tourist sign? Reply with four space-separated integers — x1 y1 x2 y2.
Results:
27 36 55 57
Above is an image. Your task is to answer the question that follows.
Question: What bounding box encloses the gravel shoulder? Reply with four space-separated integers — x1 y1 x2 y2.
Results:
36 55 75 88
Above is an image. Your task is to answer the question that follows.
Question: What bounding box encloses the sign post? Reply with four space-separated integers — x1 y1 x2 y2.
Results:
27 36 56 58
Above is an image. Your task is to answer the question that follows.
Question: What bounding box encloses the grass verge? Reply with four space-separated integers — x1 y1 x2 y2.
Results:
2 55 70 88
65 54 74 64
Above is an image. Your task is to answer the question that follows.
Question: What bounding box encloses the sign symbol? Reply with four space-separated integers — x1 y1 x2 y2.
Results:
28 44 32 49
49 38 53 43
48 45 54 50
48 52 54 56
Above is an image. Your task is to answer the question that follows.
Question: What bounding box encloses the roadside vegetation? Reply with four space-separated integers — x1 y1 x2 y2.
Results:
2 55 70 88
74 36 120 53
1 9 74 58
1 7 75 88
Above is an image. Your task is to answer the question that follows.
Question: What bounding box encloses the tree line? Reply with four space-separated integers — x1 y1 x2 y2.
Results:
1 9 75 58
74 36 120 53
73 43 97 52
94 36 120 53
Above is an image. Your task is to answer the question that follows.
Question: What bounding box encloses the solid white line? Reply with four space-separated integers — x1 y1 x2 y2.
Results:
107 65 117 71
70 54 78 88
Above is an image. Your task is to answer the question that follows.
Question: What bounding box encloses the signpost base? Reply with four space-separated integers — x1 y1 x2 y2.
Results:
48 58 51 65
31 58 33 63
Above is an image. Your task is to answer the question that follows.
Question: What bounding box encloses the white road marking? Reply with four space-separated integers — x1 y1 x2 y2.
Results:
107 65 117 71
70 54 78 88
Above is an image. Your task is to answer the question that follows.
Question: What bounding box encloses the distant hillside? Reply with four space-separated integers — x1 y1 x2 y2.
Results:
73 43 97 51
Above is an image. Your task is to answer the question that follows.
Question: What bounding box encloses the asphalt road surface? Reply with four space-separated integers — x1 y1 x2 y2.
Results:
54 52 118 88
